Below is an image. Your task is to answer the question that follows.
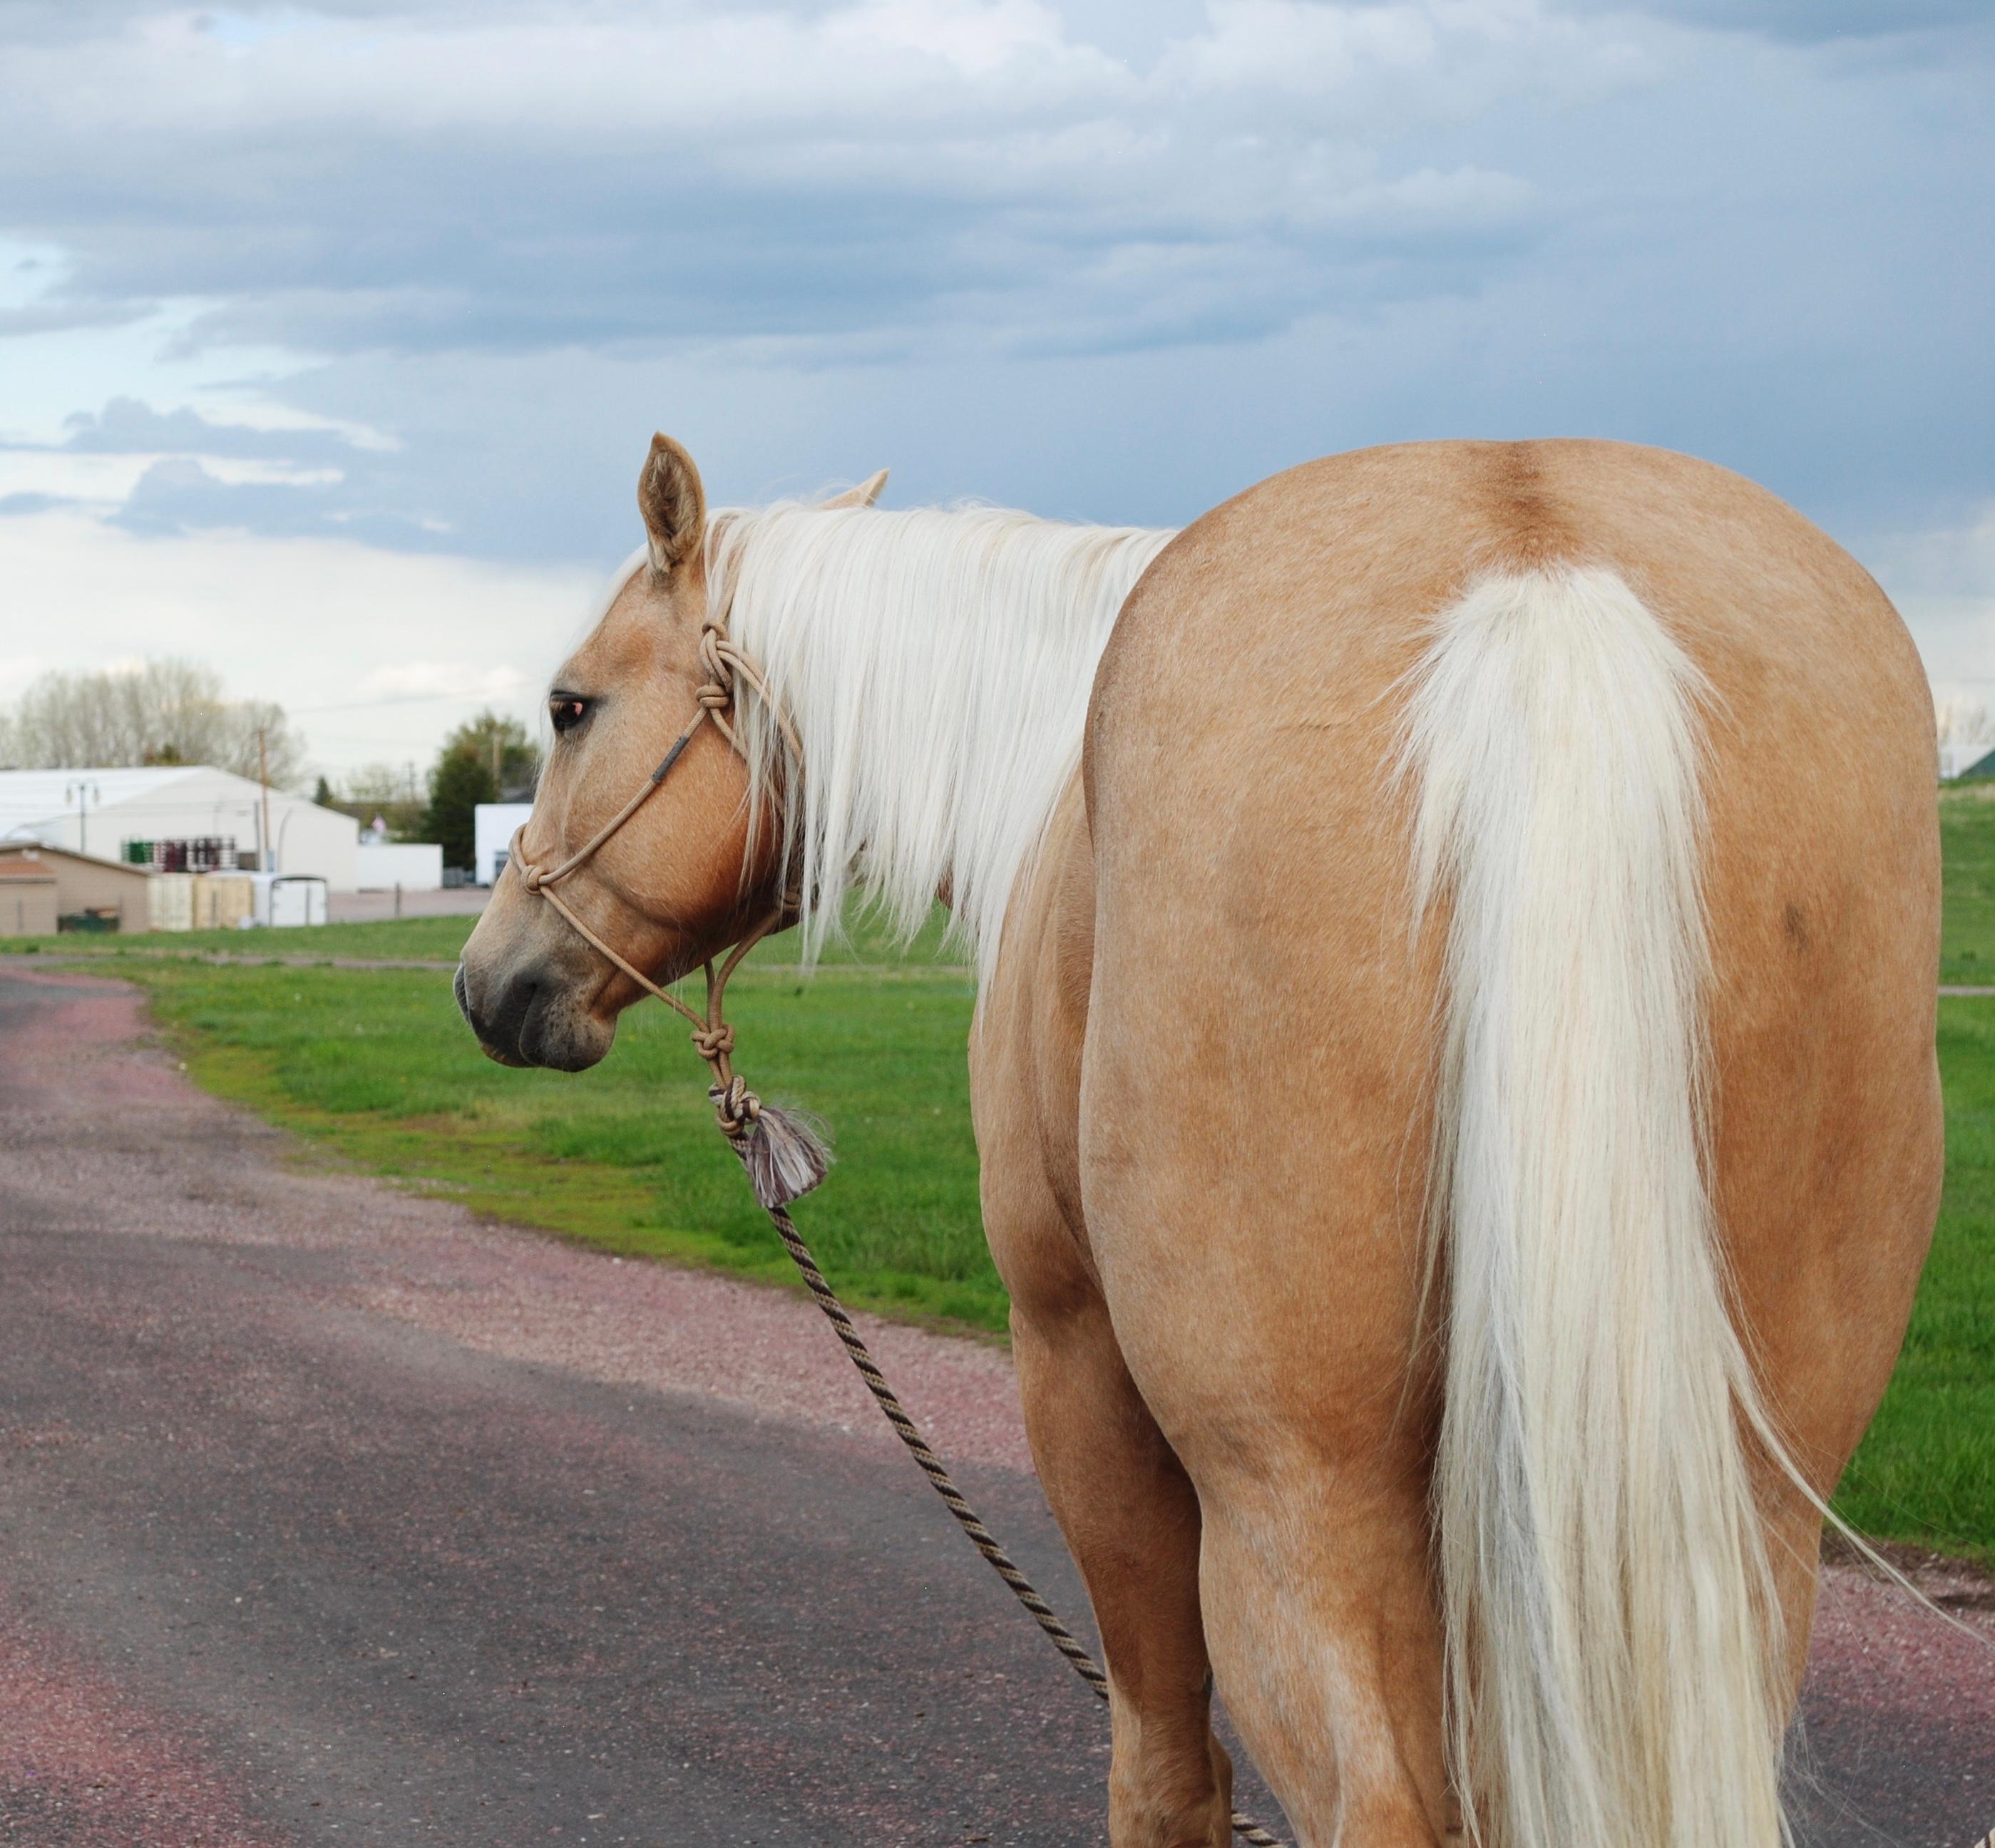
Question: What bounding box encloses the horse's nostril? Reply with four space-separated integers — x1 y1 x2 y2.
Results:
488 970 543 1062
456 958 542 1065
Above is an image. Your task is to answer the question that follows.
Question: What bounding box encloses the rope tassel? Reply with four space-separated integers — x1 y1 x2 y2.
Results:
711 1074 834 1209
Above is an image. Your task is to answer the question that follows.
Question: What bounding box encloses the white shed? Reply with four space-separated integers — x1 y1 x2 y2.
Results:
355 842 444 890
473 803 535 886
0 766 361 890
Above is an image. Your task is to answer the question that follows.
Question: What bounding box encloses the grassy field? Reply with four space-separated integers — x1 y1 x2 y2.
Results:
0 904 957 969
1828 787 1995 1555
1833 995 1995 1559
4 805 1991 1560
1941 782 1995 983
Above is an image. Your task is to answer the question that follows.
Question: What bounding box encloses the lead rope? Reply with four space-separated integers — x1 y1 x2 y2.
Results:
511 616 1285 1848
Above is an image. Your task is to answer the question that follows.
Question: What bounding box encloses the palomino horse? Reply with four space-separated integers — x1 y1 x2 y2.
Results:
457 434 1941 1847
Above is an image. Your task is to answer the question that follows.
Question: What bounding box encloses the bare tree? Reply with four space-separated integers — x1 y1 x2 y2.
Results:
327 761 429 841
1936 697 1994 748
342 761 426 807
3 659 305 788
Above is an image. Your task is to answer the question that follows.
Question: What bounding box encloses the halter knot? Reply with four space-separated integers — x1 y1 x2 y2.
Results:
709 1074 761 1136
697 622 734 683
691 1022 736 1062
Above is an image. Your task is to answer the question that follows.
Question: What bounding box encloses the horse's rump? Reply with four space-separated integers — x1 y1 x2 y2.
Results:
1077 438 1940 1844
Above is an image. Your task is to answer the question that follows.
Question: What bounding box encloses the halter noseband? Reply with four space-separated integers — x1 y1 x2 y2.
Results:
507 613 824 1198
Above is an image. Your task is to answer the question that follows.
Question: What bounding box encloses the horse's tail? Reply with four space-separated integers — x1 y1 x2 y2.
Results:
1402 566 1788 1847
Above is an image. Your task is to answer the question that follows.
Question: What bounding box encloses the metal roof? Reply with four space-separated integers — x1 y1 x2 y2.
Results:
0 840 153 876
0 764 321 841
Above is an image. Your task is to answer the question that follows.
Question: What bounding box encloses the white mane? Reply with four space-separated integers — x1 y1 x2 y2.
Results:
705 500 1176 981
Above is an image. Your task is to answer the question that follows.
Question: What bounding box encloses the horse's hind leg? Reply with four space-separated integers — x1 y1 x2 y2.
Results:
1194 1461 1453 1847
1020 1302 1238 1843
992 1170 1236 1848
975 789 1234 1846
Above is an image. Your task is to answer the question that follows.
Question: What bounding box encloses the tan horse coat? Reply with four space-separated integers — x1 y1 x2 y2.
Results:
460 436 1941 1847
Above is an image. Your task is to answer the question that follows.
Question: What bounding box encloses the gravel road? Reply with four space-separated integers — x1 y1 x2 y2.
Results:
0 964 1988 1847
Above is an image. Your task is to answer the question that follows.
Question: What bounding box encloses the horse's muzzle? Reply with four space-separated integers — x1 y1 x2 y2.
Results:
455 953 609 1072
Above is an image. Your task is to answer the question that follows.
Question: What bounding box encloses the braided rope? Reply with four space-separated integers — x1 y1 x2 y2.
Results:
511 607 1286 1846
762 1198 1107 1690
757 1193 1286 1848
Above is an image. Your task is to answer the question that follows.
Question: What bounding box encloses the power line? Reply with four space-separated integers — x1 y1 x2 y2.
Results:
289 688 530 717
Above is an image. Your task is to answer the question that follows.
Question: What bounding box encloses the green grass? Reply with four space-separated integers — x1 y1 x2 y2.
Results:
0 898 959 970
1835 995 1995 1561
1822 786 1995 1557
0 914 477 961
5 808 1991 1559
1942 784 1995 984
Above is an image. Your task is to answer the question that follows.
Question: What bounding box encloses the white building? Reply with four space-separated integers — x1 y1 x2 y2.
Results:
0 766 360 891
473 802 535 886
1941 740 1995 781
354 841 443 890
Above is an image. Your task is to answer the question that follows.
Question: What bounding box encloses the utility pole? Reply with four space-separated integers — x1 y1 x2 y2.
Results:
66 781 99 856
257 727 274 874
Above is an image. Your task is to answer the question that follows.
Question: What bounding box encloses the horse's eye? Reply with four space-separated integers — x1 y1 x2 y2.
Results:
550 696 591 735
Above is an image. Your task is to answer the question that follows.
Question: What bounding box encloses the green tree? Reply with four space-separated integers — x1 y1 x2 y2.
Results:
441 711 539 796
424 750 495 871
424 712 540 872
312 774 335 807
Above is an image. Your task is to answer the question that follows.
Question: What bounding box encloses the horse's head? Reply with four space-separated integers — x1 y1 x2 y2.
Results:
454 433 883 1070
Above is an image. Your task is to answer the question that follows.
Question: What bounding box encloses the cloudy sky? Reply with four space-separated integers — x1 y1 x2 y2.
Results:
1 0 1990 779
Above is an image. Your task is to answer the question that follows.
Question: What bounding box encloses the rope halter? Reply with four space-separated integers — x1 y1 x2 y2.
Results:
507 611 828 1206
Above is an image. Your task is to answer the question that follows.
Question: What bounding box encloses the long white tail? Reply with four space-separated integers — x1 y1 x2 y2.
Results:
1403 568 1788 1847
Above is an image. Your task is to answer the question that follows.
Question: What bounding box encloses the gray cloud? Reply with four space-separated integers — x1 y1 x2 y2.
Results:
0 491 71 516
1558 0 1991 41
46 397 365 463
109 456 451 550
0 2 1567 366
0 297 152 334
0 0 1985 580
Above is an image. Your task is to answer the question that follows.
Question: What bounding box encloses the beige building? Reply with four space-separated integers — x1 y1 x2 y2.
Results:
0 858 58 937
0 842 154 934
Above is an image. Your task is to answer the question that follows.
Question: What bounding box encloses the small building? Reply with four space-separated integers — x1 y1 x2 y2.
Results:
0 858 58 937
0 766 359 890
249 873 329 928
355 842 444 891
0 842 154 933
473 803 535 886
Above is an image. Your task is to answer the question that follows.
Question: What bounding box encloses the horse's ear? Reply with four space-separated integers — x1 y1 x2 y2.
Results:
638 433 706 575
820 468 888 510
